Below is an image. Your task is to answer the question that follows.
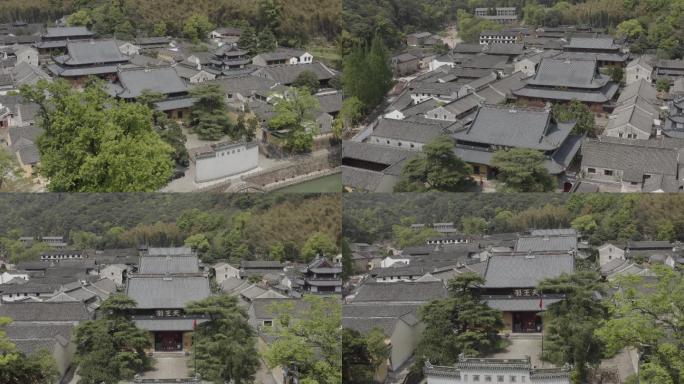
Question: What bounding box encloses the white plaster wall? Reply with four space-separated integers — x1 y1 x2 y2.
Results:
195 143 258 182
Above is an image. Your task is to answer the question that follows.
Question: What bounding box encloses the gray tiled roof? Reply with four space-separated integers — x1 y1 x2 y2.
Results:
343 302 421 335
352 280 447 303
453 104 575 151
526 58 606 89
514 235 577 253
254 62 337 85
138 255 200 275
316 92 342 114
114 67 188 99
126 276 210 309
255 48 306 61
43 27 92 38
57 40 128 66
581 138 678 177
565 37 618 50
251 297 310 319
210 75 281 98
0 302 90 321
371 118 446 144
483 254 574 288
486 43 524 56
6 323 73 341
343 140 415 166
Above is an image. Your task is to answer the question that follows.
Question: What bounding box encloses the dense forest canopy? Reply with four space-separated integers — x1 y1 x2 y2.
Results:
0 193 340 263
0 0 340 46
342 194 684 245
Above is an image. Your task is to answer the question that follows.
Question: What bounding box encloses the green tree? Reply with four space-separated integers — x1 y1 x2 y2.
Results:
20 79 174 192
73 295 151 384
184 295 259 384
656 220 676 241
538 272 608 382
342 35 392 112
138 90 190 166
339 96 363 129
268 242 286 261
596 266 684 384
395 136 474 192
491 148 555 192
67 9 92 27
341 237 354 280
183 14 214 42
153 21 167 36
571 214 598 235
258 29 277 52
70 230 99 249
264 296 342 384
414 273 504 373
0 149 19 190
656 78 672 92
189 84 234 141
392 222 440 248
461 216 488 235
342 328 388 383
458 9 502 43
608 67 625 84
616 19 645 40
185 233 211 254
292 70 320 93
552 100 596 136
301 231 338 262
238 26 258 55
268 88 319 153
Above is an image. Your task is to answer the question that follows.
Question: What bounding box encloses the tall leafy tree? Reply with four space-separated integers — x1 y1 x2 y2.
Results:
491 148 555 192
184 295 259 384
538 272 609 383
137 90 189 166
0 149 19 190
189 84 234 141
342 328 388 383
340 237 354 280
183 13 214 42
292 70 321 93
20 79 174 192
414 273 504 374
73 295 151 384
264 296 342 384
596 266 684 384
552 100 596 136
342 35 392 112
301 231 338 262
258 29 277 52
268 88 320 153
394 136 474 192
238 26 258 55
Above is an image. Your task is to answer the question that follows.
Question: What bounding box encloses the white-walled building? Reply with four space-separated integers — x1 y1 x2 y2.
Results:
425 355 571 384
598 243 626 267
193 141 259 183
626 56 654 85
213 262 241 285
98 264 127 286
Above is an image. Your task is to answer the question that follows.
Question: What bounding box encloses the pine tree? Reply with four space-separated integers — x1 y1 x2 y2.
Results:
238 26 257 55
258 29 277 52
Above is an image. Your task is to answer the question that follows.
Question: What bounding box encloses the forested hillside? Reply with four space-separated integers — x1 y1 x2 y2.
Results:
0 193 340 263
343 194 684 245
0 0 339 46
